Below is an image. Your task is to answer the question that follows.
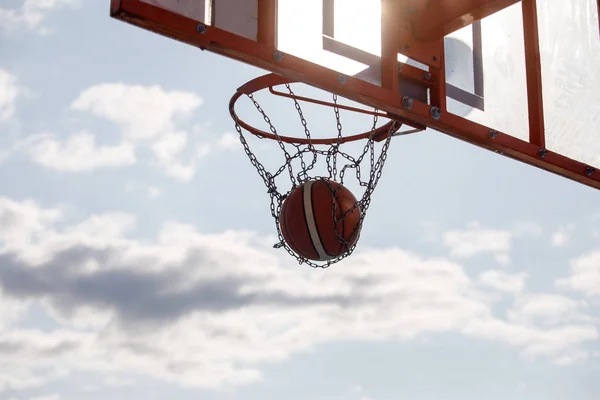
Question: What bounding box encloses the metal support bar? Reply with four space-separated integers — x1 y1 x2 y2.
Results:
522 0 546 148
597 0 600 39
428 40 447 111
381 0 399 92
257 0 276 47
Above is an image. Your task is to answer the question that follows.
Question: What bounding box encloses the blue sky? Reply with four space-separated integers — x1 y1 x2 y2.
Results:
1 1 599 400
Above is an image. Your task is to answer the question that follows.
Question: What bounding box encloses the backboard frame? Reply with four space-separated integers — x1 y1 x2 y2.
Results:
110 0 600 191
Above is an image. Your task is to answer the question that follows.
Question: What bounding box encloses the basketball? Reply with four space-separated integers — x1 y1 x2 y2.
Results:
279 179 362 261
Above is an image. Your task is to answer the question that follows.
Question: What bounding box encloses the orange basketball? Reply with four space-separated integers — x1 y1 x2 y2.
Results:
279 179 362 261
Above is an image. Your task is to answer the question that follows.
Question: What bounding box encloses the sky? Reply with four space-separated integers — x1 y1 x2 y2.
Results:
0 1 600 400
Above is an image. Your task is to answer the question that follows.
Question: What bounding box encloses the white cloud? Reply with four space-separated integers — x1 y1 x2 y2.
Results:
553 351 590 366
21 132 136 172
191 123 239 156
11 83 236 181
151 131 188 162
0 291 27 331
463 318 597 363
0 366 66 393
443 222 511 265
196 142 212 158
0 196 62 256
151 131 196 181
71 83 202 141
0 69 21 121
507 294 589 326
432 222 540 261
0 0 77 34
551 232 567 246
494 253 511 266
349 384 364 393
125 182 162 199
479 270 527 293
551 224 574 247
216 132 240 150
420 220 441 243
31 394 60 400
0 197 597 391
160 162 195 181
512 221 543 238
195 134 237 159
64 211 136 242
347 384 375 400
70 83 204 180
556 251 600 297
106 377 134 387
147 186 161 199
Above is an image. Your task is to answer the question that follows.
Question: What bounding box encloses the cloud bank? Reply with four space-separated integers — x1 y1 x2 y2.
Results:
0 196 597 391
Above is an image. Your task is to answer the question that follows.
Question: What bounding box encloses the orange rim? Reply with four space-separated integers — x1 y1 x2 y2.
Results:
229 74 404 145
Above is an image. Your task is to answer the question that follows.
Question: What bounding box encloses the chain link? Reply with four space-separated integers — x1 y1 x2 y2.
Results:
233 84 397 268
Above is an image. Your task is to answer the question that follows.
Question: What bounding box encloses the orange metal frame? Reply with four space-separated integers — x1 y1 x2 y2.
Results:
110 0 600 191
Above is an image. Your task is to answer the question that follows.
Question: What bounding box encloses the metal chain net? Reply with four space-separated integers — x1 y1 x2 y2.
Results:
231 83 398 268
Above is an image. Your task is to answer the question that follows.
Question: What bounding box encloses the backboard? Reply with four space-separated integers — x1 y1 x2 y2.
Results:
110 0 600 190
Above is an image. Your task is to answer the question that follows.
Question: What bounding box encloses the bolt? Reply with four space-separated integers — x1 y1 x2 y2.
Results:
338 74 348 84
196 23 207 34
402 96 414 110
273 51 284 62
488 130 498 139
538 149 548 158
430 106 442 120
585 167 595 177
424 71 432 80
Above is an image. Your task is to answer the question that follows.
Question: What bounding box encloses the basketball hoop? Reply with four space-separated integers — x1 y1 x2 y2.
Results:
229 73 424 268
230 74 416 144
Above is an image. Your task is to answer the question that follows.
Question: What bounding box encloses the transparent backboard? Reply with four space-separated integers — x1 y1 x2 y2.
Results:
129 0 600 182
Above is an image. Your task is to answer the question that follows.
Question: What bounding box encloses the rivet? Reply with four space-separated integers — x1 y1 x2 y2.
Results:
585 167 595 177
196 23 207 34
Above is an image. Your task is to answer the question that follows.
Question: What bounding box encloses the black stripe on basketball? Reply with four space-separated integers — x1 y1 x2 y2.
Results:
335 181 361 253
313 180 340 259
334 193 345 255
310 180 332 260
301 182 320 259
279 185 319 260
330 181 346 256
